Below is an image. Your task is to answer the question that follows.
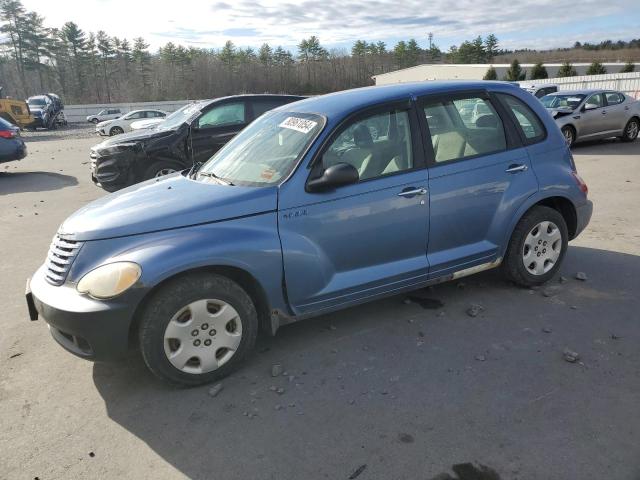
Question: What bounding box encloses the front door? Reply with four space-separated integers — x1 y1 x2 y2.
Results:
580 93 607 138
417 91 539 277
278 104 430 315
190 101 247 163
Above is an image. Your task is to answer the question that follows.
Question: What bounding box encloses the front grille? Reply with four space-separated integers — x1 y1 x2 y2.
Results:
45 235 84 285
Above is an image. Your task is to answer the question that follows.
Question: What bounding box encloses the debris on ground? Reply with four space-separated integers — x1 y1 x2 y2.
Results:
475 354 486 362
398 433 415 443
271 364 283 377
467 304 484 317
9 352 23 359
349 464 367 479
575 272 588 281
276 387 285 395
208 383 224 398
542 286 562 297
610 334 620 340
542 327 553 333
559 276 568 283
563 348 580 363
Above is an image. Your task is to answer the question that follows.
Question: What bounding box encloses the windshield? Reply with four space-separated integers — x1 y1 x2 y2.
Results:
541 94 585 110
197 111 324 186
156 103 200 131
27 97 46 106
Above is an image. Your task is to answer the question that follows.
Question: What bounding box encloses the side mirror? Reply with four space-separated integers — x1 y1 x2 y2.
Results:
307 163 359 192
582 103 597 111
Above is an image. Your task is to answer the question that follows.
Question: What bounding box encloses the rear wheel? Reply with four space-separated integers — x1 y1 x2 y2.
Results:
91 118 99 124
109 126 124 136
139 273 258 387
561 126 575 147
621 118 639 142
503 206 568 287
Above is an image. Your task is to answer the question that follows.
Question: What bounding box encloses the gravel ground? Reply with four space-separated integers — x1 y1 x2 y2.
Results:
1 130 639 480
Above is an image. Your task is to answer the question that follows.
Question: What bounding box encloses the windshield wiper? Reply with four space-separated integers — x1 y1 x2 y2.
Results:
189 161 203 178
198 171 234 186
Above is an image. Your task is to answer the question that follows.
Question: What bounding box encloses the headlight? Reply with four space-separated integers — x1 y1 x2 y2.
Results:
77 262 141 299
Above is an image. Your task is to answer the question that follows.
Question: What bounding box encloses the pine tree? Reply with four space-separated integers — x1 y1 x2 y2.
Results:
484 34 499 62
620 61 635 73
557 61 577 78
586 61 606 75
96 30 114 102
504 59 526 81
483 66 497 80
529 62 548 80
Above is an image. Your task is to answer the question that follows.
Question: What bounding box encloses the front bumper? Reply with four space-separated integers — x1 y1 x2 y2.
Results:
27 266 136 361
90 150 132 191
574 199 593 238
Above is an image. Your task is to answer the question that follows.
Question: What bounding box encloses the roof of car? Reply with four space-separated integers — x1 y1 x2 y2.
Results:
197 94 307 110
282 81 523 118
546 89 609 96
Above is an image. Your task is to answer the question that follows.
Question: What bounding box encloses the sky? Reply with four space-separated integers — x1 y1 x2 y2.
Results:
20 0 640 53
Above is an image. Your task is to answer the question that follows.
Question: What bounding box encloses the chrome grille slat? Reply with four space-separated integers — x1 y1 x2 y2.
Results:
44 234 84 286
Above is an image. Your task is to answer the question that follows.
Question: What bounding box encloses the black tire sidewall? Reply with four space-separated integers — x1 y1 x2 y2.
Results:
139 273 258 387
110 127 123 136
622 118 639 142
142 160 181 181
504 206 569 287
561 126 575 147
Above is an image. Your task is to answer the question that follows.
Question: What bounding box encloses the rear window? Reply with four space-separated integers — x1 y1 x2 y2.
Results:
496 94 545 144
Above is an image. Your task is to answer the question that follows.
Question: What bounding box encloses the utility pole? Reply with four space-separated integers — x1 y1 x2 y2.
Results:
428 32 433 50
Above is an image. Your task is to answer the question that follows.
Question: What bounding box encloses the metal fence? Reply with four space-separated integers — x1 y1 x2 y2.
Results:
63 99 202 123
519 72 640 98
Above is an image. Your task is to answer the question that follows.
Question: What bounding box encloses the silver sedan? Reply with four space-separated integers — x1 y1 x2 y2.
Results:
541 89 640 146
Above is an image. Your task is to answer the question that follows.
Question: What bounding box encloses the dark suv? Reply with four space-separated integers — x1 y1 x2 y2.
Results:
90 94 305 192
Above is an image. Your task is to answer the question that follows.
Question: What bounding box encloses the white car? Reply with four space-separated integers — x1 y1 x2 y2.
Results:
521 83 559 99
130 118 166 131
86 108 123 124
96 109 167 136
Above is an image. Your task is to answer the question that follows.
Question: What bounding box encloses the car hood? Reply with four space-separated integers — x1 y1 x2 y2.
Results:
59 174 278 241
546 108 575 118
92 128 175 150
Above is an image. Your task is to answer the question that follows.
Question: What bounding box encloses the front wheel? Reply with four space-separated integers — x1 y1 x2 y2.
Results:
139 273 258 386
503 206 568 287
561 126 575 147
91 118 99 124
109 126 124 136
621 118 639 142
142 161 180 181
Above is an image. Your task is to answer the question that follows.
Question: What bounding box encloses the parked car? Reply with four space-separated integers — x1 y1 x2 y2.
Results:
26 93 66 129
0 116 26 163
0 87 34 128
522 83 558 99
90 95 305 192
130 118 165 131
26 81 592 386
86 108 122 124
96 109 167 136
541 89 640 146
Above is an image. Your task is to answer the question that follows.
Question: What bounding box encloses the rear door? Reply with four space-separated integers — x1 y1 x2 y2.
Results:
190 100 247 163
603 92 627 133
248 97 297 121
417 90 538 278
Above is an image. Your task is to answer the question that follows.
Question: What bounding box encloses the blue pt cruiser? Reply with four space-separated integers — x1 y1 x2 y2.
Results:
27 82 593 386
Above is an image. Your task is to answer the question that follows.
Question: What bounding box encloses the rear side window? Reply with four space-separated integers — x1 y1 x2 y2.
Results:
252 99 289 118
605 92 624 105
422 96 506 163
496 94 545 144
197 102 246 128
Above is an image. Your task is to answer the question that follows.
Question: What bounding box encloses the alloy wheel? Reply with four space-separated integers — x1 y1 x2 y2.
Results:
627 120 639 140
563 128 574 146
154 168 176 177
163 299 243 374
522 221 562 275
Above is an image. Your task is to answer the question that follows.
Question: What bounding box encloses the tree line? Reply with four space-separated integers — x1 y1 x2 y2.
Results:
483 59 636 81
1 0 639 104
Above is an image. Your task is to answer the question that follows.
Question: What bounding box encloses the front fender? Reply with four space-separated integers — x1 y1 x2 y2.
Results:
68 212 288 317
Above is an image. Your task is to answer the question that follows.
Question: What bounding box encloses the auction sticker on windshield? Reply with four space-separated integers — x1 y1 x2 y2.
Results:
279 117 318 134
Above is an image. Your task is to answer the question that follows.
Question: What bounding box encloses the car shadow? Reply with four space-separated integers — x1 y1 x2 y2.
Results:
572 138 640 155
0 171 78 195
92 246 640 479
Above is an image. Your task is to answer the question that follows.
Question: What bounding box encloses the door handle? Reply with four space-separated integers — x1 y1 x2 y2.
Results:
398 187 428 197
505 164 528 173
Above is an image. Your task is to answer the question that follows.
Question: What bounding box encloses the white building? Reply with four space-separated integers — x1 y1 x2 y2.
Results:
372 63 640 85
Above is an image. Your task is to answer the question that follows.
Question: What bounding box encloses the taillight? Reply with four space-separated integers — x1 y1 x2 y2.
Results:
572 171 588 195
0 130 16 139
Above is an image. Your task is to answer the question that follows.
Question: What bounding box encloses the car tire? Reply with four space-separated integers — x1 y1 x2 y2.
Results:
621 117 639 142
139 273 258 387
142 161 181 181
502 205 568 287
91 118 99 124
109 126 124 136
561 125 575 147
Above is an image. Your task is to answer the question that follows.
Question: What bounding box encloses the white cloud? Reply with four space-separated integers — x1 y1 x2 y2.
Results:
20 0 639 51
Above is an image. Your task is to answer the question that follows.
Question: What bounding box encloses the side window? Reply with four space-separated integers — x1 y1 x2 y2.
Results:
496 94 545 143
422 96 506 163
585 93 604 109
252 99 288 118
126 112 144 120
322 109 414 181
604 92 623 105
197 103 246 129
